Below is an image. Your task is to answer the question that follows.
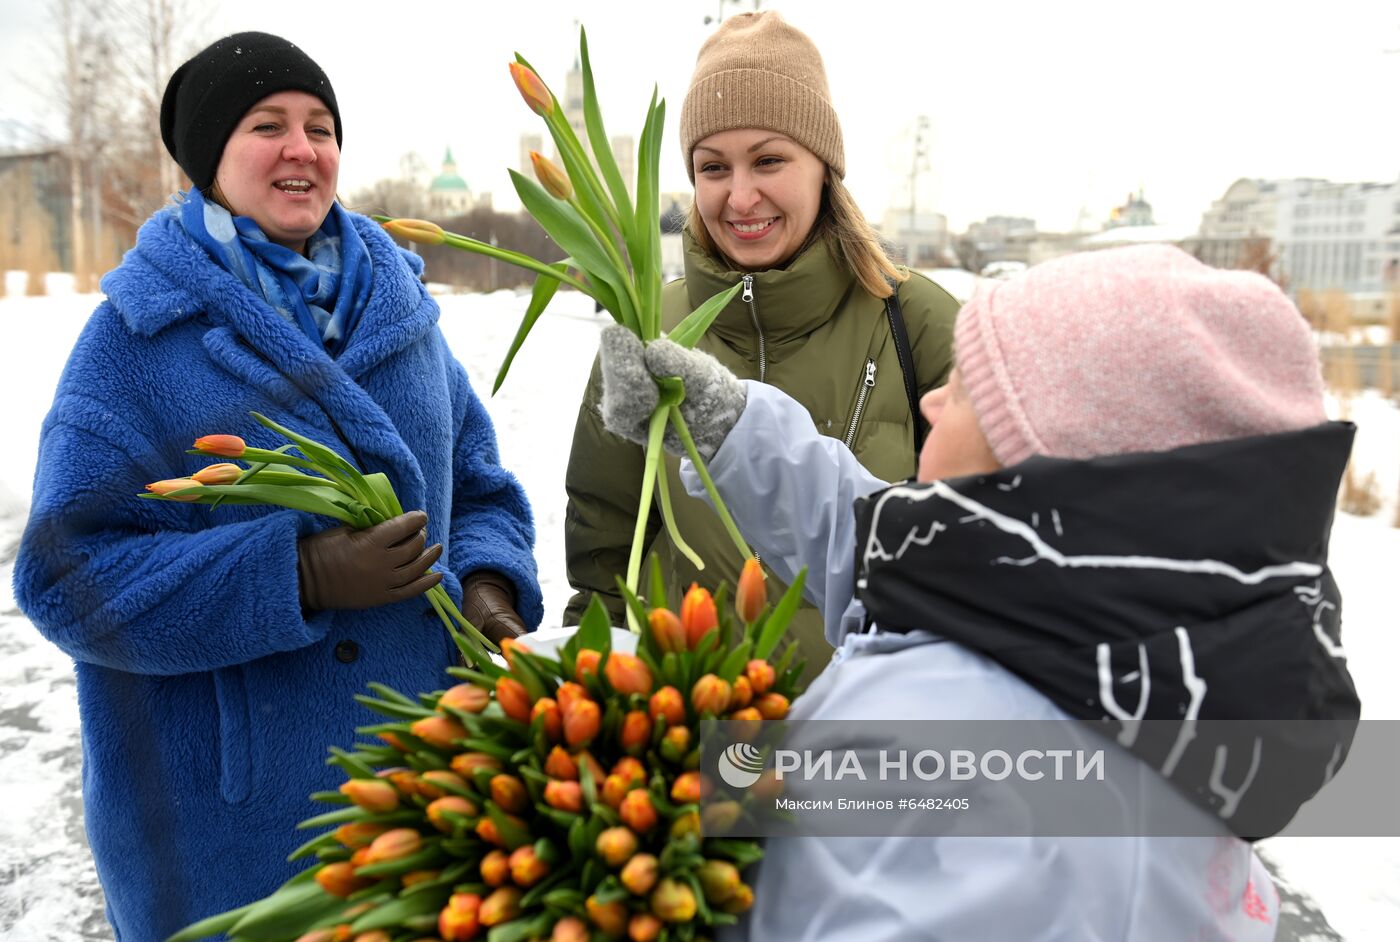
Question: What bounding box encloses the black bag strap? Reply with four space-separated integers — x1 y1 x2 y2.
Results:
883 279 929 452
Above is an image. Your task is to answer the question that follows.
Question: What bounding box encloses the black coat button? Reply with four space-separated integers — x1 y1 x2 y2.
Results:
333 640 359 664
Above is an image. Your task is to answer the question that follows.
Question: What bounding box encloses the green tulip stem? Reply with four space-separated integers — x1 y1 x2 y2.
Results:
566 194 641 318
427 584 497 655
624 405 672 634
437 232 594 295
668 407 751 561
655 445 704 572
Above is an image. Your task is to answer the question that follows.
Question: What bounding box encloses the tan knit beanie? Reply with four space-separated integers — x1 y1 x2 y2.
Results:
680 11 844 181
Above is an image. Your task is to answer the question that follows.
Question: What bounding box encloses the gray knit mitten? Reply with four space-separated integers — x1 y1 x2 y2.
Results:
598 324 747 460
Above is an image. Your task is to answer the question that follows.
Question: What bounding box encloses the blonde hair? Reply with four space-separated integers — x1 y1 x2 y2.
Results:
686 170 908 299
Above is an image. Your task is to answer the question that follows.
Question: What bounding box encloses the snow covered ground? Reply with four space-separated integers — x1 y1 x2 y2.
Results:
1 272 1397 940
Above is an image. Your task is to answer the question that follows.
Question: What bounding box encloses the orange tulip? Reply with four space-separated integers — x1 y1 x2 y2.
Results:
755 692 790 720
192 462 241 485
680 583 719 649
508 844 550 886
376 731 409 752
628 913 663 942
752 767 784 801
648 686 685 727
410 713 467 751
611 756 647 787
426 795 478 833
192 434 245 457
745 659 776 696
382 767 419 798
702 800 742 833
659 725 691 764
339 778 399 813
438 892 481 942
418 769 468 800
595 826 638 867
669 810 701 841
647 607 685 654
145 478 201 501
619 709 652 754
400 868 440 888
508 61 554 116
605 652 654 697
619 789 658 833
316 861 371 898
364 828 421 864
450 751 503 780
730 675 754 710
585 895 628 936
495 676 533 723
670 770 710 805
728 706 763 741
499 636 530 669
543 778 583 812
490 774 530 814
380 218 446 246
574 648 602 682
620 852 659 895
697 859 741 904
479 886 523 926
690 674 731 716
555 681 588 715
563 698 601 748
439 683 491 714
531 696 563 742
720 882 755 914
649 878 697 923
334 822 387 849
551 916 589 942
529 151 573 201
480 849 510 887
543 745 578 781
601 773 632 809
735 557 767 623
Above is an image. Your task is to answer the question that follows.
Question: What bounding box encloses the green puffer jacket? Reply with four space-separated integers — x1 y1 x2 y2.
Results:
563 233 958 680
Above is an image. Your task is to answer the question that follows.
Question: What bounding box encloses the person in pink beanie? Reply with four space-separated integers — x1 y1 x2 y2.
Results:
598 243 1359 940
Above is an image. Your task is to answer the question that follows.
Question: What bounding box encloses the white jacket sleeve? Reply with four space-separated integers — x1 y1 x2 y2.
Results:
679 382 888 644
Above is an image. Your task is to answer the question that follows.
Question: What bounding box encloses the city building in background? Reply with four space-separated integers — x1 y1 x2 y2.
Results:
426 148 488 217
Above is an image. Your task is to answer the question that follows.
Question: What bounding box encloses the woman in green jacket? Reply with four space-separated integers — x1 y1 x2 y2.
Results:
563 10 958 678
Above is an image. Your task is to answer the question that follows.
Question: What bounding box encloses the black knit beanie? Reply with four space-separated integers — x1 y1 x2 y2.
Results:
160 32 342 192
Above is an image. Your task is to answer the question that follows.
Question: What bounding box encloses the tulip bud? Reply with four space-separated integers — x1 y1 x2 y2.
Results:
555 681 588 716
611 756 647 787
529 151 574 201
702 800 742 834
495 676 533 723
696 859 741 904
450 751 503 780
727 706 762 741
680 584 719 649
508 62 554 116
401 869 440 888
480 886 523 926
601 773 631 809
585 895 628 936
752 767 784 801
438 892 481 942
349 847 373 868
376 731 410 752
410 713 467 751
192 434 246 457
480 848 510 887
650 878 697 923
339 778 399 813
439 683 491 714
544 778 583 812
508 844 550 887
619 709 652 755
659 725 692 764
577 750 607 786
628 913 663 942
544 745 578 781
595 826 639 867
574 648 602 683
730 675 753 710
418 769 468 800
316 861 372 898
551 916 589 942
192 462 242 485
735 558 767 624
647 607 686 654
619 789 658 833
335 822 387 849
690 674 731 716
745 659 775 696
381 218 446 246
755 692 790 720
669 810 701 841
145 478 202 501
670 770 710 805
490 774 529 814
365 827 422 864
426 795 478 833
293 930 339 942
605 652 654 697
531 696 563 743
381 767 419 797
499 636 530 669
619 852 659 896
648 686 686 728
720 882 755 915
563 698 602 748
354 927 391 942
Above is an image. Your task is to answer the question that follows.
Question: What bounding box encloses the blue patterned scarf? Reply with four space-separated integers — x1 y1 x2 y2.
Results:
177 189 373 356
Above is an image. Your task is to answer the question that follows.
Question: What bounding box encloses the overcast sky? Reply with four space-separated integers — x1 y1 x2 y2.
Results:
2 0 1397 232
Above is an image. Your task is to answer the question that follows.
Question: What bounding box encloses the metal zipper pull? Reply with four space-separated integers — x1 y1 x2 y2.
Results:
865 361 877 387
741 274 754 303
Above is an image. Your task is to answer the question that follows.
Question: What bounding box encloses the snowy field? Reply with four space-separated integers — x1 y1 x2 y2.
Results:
1 271 1398 940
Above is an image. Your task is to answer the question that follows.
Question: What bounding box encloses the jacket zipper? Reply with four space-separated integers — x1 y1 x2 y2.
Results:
843 358 878 448
741 274 766 382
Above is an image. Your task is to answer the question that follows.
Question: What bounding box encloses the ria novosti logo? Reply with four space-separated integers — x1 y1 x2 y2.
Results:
716 742 765 789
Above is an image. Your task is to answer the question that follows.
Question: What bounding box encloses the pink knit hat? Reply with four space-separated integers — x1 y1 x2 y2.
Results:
955 244 1327 466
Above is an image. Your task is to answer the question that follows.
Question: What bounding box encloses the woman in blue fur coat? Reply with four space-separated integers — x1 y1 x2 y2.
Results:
14 32 542 940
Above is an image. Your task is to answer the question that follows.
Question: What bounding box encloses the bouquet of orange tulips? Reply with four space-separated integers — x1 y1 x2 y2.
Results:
168 559 807 942
379 28 750 619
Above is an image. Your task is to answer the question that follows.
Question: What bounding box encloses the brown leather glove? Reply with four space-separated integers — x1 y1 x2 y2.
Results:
461 571 527 645
297 510 443 611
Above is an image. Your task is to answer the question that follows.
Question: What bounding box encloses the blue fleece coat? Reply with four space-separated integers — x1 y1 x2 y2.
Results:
13 206 543 941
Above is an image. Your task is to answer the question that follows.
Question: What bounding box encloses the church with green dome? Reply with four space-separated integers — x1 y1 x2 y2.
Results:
427 148 482 217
